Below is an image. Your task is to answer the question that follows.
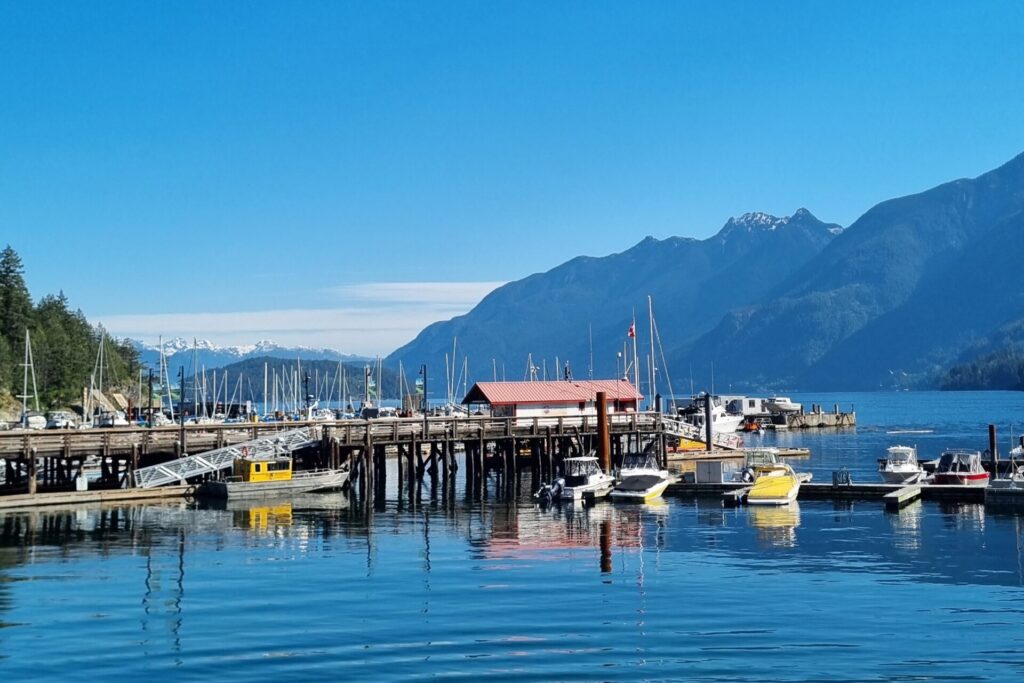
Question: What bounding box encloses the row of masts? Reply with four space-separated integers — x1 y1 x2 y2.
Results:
14 295 675 423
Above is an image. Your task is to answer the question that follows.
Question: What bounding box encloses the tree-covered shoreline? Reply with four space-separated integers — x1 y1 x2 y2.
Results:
0 245 139 413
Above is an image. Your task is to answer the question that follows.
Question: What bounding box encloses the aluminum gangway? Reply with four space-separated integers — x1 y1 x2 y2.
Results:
133 426 319 489
661 416 743 450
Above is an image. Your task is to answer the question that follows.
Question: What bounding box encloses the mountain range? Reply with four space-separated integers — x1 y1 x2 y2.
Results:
132 338 369 379
388 151 1024 393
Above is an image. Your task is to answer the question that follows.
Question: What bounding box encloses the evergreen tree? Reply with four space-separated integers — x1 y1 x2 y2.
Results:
0 245 33 390
0 247 141 414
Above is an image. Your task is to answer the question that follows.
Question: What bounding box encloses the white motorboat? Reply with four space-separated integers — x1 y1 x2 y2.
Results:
766 396 802 414
683 400 745 434
611 451 672 501
933 450 990 486
879 445 925 484
535 456 615 502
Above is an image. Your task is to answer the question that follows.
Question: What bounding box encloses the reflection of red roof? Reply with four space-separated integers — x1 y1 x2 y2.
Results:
462 380 642 406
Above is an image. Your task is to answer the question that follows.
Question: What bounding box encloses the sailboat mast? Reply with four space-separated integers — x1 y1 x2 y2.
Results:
632 313 640 397
588 323 594 380
648 295 657 410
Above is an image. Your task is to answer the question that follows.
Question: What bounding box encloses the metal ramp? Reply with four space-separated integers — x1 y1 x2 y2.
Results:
133 427 319 489
662 416 743 450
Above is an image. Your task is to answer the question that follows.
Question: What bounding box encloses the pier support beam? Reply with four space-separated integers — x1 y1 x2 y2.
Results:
596 391 610 473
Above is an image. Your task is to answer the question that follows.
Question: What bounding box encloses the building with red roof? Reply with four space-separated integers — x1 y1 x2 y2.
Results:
461 379 642 418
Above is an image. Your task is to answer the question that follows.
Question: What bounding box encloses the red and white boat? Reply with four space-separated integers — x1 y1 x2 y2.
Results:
932 449 990 486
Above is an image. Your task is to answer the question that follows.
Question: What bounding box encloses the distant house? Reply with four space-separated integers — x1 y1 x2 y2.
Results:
461 380 642 419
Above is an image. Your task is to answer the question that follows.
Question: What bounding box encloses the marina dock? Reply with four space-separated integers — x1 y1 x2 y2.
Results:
666 480 1020 508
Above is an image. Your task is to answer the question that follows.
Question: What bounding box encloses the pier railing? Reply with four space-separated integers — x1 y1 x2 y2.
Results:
0 411 737 460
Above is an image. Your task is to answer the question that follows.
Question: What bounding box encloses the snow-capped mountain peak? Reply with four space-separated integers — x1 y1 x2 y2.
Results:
131 338 368 371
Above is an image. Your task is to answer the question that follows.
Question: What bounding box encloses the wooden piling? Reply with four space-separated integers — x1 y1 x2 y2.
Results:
27 447 37 495
596 391 610 472
989 424 998 474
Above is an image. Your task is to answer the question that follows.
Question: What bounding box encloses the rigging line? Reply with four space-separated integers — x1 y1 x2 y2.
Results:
653 315 677 413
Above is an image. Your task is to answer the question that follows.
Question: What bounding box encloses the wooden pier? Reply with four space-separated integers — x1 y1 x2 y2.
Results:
0 412 672 503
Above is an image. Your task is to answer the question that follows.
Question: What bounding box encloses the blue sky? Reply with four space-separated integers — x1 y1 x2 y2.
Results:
2 1 1023 354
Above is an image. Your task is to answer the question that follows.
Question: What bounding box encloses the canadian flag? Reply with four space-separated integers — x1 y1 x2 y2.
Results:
627 322 636 338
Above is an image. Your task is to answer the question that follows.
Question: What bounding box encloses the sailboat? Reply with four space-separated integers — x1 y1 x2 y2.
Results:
18 329 44 430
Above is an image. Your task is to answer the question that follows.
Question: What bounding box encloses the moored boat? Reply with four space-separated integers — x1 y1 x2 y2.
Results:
747 463 801 505
731 447 781 483
879 445 925 484
535 455 615 502
766 396 802 414
932 449 990 486
611 451 671 502
989 465 1024 489
200 455 348 499
680 397 745 434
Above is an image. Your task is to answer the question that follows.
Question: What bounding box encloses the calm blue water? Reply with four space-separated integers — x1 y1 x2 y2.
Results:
2 391 1023 681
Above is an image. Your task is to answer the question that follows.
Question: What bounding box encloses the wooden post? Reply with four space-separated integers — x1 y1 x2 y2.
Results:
704 394 713 453
596 391 610 472
28 447 37 495
130 444 139 486
989 424 998 475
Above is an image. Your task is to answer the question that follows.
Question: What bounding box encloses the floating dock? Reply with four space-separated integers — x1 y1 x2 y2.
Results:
0 485 192 511
666 480 1023 509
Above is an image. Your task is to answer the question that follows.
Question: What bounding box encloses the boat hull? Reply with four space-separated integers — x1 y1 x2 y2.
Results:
201 469 349 499
560 481 614 500
747 477 800 505
932 472 990 486
611 475 671 501
880 469 924 485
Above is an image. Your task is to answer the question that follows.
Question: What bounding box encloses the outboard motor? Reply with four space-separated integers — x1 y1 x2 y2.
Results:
535 477 565 505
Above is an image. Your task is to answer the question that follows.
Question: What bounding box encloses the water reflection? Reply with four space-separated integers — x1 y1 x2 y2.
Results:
888 499 923 552
747 502 800 548
483 499 669 562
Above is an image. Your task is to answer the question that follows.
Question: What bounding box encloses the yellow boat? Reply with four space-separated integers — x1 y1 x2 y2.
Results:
746 463 800 505
200 455 348 499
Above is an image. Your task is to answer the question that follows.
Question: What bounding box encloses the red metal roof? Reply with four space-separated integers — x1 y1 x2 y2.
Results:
462 380 643 406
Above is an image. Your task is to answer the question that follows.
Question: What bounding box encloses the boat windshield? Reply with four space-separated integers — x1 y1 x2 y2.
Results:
622 452 659 470
746 449 780 467
939 451 978 472
565 458 600 477
887 447 916 464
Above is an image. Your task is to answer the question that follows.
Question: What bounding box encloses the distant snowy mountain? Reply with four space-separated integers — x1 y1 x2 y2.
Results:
132 338 369 376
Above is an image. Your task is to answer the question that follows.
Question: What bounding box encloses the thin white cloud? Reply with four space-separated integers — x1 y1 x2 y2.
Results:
327 281 506 305
99 281 506 355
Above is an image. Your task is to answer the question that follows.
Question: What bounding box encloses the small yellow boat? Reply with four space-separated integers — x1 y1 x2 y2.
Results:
746 463 800 505
200 455 348 499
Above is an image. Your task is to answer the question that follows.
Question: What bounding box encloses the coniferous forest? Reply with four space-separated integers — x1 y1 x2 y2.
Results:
0 245 139 414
